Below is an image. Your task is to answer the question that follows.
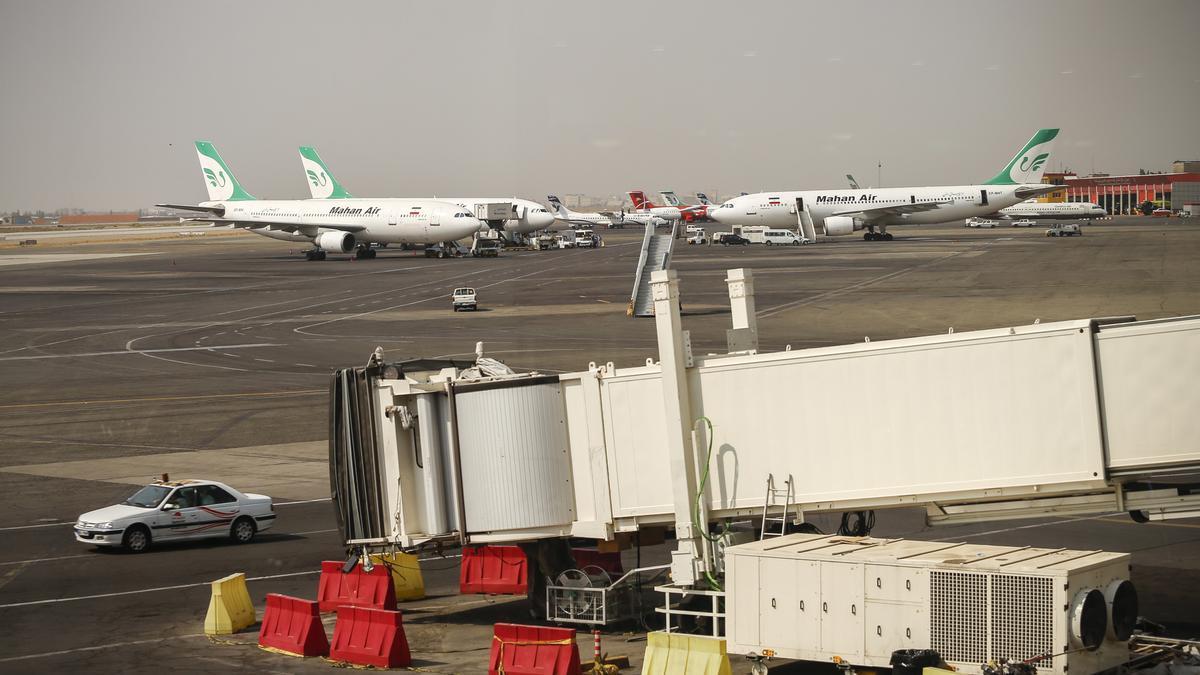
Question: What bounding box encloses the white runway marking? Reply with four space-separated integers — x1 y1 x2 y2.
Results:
0 343 281 362
0 553 92 566
930 512 1126 541
0 633 208 663
0 569 321 608
0 552 460 609
0 253 158 269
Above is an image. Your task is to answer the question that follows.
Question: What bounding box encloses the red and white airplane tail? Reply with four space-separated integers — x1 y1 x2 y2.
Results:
627 190 659 211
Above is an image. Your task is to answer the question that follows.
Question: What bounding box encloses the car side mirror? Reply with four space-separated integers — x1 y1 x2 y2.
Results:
162 502 178 511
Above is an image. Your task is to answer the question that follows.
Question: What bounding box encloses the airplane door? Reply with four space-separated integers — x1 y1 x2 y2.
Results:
979 190 989 206
387 206 397 227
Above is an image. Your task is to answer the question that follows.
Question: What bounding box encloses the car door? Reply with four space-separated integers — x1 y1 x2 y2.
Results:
157 486 200 540
195 484 242 537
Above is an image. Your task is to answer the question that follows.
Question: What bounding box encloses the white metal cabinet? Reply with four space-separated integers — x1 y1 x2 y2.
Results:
758 557 820 652
865 602 928 658
820 562 864 659
865 564 927 604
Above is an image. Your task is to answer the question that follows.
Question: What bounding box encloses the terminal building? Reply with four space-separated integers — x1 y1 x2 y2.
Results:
1049 161 1200 214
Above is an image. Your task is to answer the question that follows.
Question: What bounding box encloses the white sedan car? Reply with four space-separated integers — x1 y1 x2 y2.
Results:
75 479 275 553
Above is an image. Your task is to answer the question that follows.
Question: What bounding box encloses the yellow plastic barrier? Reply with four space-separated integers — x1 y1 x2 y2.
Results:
204 572 256 635
641 631 732 675
369 552 426 602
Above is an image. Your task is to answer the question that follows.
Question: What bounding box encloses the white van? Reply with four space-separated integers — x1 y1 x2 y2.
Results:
763 229 804 246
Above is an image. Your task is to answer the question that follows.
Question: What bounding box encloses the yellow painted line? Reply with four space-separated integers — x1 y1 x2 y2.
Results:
0 389 323 410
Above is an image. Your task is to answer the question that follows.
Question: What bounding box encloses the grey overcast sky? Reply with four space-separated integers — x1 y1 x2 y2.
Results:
1 0 1198 211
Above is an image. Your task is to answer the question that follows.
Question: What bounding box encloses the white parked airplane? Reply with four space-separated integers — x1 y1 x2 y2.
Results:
710 128 1063 241
547 195 614 228
627 191 683 221
298 146 557 236
995 200 1106 220
159 142 482 260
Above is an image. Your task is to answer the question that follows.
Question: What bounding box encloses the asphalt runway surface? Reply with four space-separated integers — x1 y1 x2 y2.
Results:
0 217 1198 671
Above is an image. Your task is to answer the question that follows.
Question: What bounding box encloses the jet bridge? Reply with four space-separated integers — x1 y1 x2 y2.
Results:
330 269 1200 565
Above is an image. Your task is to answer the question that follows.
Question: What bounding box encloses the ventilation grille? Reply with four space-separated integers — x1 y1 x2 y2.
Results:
931 571 988 664
991 574 1054 668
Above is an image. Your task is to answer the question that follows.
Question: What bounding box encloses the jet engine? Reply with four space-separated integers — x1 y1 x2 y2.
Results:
316 230 356 253
822 216 861 236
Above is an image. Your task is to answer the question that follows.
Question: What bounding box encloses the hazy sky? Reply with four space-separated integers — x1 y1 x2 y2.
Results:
2 0 1198 211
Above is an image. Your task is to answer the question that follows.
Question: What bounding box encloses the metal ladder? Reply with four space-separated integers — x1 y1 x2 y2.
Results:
759 474 794 540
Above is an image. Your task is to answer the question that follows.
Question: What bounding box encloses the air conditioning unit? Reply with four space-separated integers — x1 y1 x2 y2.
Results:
726 533 1136 675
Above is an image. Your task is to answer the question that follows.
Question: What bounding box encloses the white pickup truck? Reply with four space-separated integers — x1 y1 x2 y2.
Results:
452 287 477 311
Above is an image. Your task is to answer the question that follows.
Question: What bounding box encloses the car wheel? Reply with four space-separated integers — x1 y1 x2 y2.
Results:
230 517 256 544
123 525 151 553
766 241 773 246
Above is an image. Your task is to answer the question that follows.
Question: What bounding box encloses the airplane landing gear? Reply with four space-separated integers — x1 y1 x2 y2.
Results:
863 228 894 242
305 249 327 261
354 246 377 260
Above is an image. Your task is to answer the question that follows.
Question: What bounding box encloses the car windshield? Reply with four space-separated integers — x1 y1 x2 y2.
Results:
122 485 171 508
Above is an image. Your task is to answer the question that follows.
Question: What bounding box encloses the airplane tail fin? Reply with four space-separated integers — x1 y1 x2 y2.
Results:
547 195 570 216
194 141 255 201
298 146 353 199
659 191 682 207
984 128 1060 185
846 174 861 190
628 191 650 210
696 192 713 206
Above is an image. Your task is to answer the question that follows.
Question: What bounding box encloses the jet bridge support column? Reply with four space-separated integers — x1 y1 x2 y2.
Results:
650 269 704 586
725 268 758 353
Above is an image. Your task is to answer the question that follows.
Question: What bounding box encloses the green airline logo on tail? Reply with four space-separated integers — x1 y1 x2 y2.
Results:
194 141 256 201
306 169 328 187
298 146 352 199
204 168 227 188
984 128 1060 185
1020 153 1049 173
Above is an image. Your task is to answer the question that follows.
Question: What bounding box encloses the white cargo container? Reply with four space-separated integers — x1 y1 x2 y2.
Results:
726 533 1135 675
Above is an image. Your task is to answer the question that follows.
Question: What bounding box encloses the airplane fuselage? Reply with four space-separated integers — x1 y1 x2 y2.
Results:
711 184 1046 232
996 201 1106 220
203 198 482 245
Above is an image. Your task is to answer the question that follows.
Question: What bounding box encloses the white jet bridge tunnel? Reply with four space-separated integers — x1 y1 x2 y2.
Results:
329 268 1200 583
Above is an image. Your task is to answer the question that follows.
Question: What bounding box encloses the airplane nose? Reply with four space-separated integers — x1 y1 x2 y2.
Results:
709 207 725 223
532 211 555 229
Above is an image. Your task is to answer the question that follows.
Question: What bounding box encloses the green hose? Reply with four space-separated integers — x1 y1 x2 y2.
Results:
691 416 728 591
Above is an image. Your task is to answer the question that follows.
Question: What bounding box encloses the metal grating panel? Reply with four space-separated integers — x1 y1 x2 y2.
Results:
991 575 1054 668
931 571 988 665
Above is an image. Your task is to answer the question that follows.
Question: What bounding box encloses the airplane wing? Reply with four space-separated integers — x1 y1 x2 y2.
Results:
830 201 950 222
156 203 226 215
183 217 366 234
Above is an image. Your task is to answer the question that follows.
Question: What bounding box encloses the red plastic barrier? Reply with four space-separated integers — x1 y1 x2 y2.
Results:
317 560 397 613
489 623 581 675
328 605 411 669
460 545 529 595
257 593 329 657
571 548 624 576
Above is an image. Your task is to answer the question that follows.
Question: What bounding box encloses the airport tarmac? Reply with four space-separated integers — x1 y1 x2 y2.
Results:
0 217 1197 672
